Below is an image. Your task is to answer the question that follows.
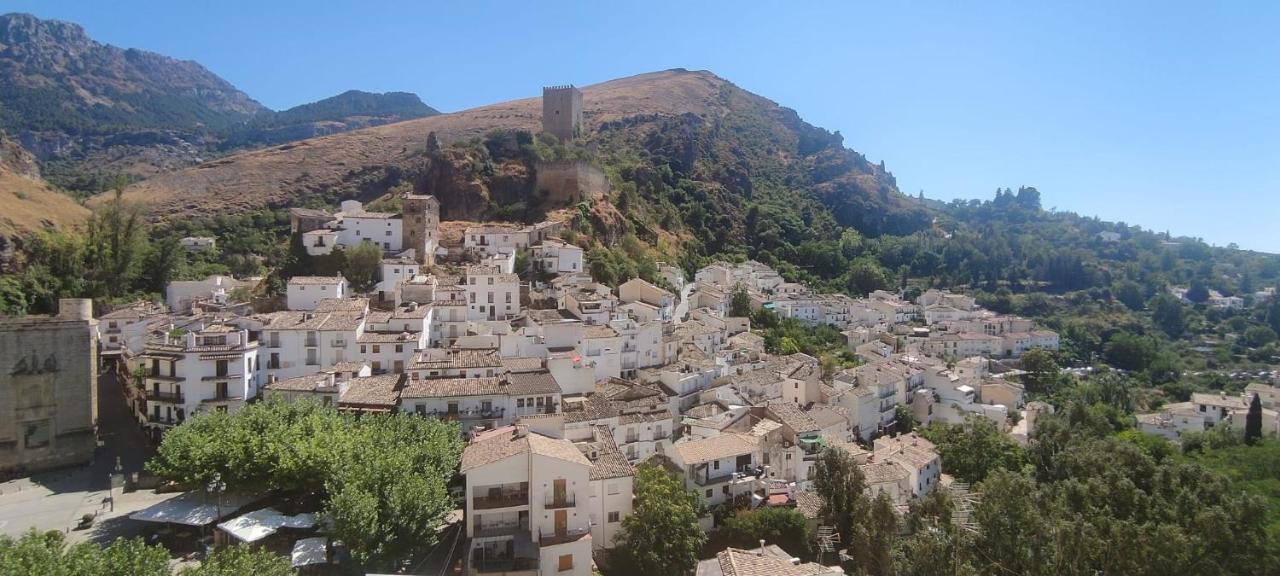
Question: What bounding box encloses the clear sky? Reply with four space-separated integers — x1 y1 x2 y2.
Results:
10 1 1280 253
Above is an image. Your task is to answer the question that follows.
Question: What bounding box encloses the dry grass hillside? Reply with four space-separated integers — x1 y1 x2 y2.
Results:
0 170 90 235
0 131 89 236
110 70 731 219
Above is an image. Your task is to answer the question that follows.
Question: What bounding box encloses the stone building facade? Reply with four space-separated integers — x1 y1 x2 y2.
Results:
542 85 582 142
0 299 98 475
402 193 441 266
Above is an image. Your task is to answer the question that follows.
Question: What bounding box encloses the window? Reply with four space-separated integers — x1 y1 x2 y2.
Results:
360 345 367 353
558 554 573 572
705 489 713 498
608 511 620 523
488 277 494 285
517 398 525 408
373 345 381 354
395 344 403 353
713 460 720 470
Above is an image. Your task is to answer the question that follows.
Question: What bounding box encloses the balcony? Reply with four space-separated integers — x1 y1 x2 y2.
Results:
267 340 282 349
471 557 539 575
543 493 576 509
539 525 591 547
473 491 529 510
144 370 181 382
202 373 242 381
147 414 181 426
474 521 529 539
202 394 245 404
145 390 185 403
330 339 347 347
305 337 319 347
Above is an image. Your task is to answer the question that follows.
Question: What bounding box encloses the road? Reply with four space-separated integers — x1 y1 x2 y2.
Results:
673 281 695 324
0 366 165 543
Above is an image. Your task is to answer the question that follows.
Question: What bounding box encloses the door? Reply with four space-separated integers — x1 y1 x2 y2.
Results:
553 479 566 504
554 509 567 536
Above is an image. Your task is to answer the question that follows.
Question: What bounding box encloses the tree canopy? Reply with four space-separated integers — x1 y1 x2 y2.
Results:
611 464 706 576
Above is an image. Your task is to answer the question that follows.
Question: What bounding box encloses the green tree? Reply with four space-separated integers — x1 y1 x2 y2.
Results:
0 529 169 576
344 242 383 293
1150 294 1187 338
1245 393 1263 445
719 507 812 559
1112 280 1146 310
812 447 868 561
612 465 706 576
729 287 752 318
921 417 1026 483
865 492 898 576
1185 280 1210 304
1018 348 1060 394
179 545 292 576
1103 332 1157 372
147 398 461 568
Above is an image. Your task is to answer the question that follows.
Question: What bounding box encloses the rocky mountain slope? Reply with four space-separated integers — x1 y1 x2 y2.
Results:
0 130 90 266
0 13 437 192
113 69 926 244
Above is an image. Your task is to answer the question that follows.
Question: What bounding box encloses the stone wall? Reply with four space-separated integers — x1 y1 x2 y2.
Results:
0 299 98 475
542 85 582 142
535 160 608 205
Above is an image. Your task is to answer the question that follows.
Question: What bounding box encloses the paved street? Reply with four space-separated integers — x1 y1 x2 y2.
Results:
0 365 165 544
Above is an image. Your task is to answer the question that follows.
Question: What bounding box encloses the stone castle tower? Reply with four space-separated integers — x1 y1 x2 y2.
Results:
402 193 440 266
542 85 582 142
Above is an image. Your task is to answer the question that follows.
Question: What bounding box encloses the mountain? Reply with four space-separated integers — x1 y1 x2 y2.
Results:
0 129 90 265
0 13 437 193
219 90 439 150
113 69 925 242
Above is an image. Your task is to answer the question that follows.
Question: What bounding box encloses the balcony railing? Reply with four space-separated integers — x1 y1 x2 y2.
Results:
544 493 576 509
147 414 181 426
145 390 184 403
474 522 529 539
471 557 539 574
267 340 282 348
305 338 319 347
202 373 242 381
539 525 591 547
473 491 529 510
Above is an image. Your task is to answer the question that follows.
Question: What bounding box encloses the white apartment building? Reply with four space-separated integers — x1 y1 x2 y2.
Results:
464 224 529 256
335 200 403 251
98 301 168 358
460 427 600 576
166 274 251 313
465 266 522 322
376 256 421 294
286 276 348 311
531 239 584 275
671 433 763 510
618 278 675 321
400 372 562 432
136 325 261 440
243 308 364 381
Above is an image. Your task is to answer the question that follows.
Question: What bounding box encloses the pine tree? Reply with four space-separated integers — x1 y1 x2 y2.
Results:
1245 393 1263 445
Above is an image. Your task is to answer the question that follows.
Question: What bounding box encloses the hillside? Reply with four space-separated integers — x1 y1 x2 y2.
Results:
0 130 90 266
0 13 437 193
114 69 924 239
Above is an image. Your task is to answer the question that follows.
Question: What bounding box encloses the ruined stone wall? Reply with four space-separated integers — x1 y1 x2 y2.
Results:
535 160 608 205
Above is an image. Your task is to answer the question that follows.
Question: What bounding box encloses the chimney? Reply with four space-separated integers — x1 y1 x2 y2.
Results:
758 539 766 555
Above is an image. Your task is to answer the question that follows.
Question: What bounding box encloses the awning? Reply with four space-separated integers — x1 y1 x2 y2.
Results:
129 491 265 527
217 507 317 543
291 537 329 567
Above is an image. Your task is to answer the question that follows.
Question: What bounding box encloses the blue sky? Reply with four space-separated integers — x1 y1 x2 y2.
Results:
11 1 1280 252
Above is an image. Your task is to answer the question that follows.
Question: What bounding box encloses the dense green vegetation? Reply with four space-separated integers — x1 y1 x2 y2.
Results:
609 464 707 576
146 398 462 570
0 530 289 576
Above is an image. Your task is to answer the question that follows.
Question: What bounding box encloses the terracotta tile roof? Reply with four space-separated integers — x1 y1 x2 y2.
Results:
401 377 506 398
765 401 819 434
289 276 345 286
582 427 634 480
793 491 824 519
337 374 403 407
460 428 591 473
412 348 503 370
502 356 546 373
673 433 757 465
506 372 562 395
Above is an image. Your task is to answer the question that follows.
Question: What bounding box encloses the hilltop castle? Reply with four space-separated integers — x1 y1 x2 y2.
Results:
542 85 582 142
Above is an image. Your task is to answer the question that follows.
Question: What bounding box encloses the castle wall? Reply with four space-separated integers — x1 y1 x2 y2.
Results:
0 299 98 475
535 161 609 205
